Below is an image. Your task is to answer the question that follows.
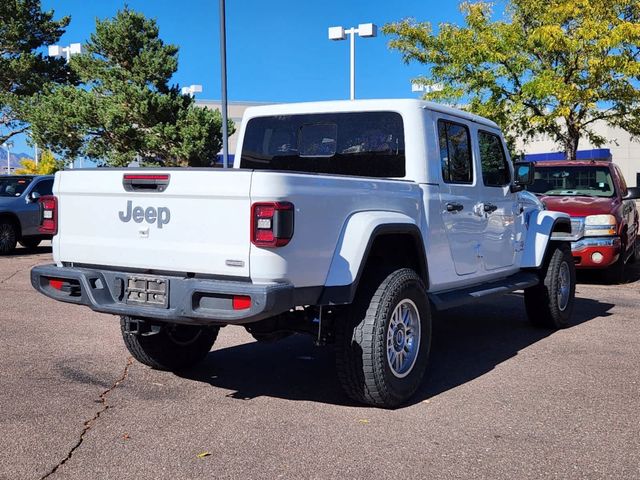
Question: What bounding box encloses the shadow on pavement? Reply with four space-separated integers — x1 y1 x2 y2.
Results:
3 245 52 258
417 293 613 401
576 261 640 285
179 294 615 408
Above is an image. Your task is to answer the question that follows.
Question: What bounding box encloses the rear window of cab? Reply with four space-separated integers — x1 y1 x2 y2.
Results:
240 111 405 178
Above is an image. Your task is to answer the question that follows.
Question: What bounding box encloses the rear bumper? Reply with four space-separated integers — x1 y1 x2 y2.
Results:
571 237 621 268
31 264 295 326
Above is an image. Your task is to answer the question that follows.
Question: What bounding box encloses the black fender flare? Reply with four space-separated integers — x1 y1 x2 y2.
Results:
318 223 428 305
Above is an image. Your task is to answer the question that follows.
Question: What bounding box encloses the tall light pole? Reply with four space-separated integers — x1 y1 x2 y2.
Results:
3 141 13 175
48 43 83 169
26 132 39 167
328 23 377 100
219 0 229 168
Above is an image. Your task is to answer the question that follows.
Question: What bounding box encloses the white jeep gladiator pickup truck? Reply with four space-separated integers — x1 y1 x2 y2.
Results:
32 99 576 407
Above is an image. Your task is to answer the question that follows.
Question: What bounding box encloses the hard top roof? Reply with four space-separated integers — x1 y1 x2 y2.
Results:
243 99 499 129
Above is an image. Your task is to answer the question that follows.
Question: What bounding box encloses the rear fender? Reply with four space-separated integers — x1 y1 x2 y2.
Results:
321 211 426 303
521 210 572 268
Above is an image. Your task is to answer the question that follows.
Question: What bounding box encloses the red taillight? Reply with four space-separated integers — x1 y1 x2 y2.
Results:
232 295 252 310
39 195 58 235
251 202 294 247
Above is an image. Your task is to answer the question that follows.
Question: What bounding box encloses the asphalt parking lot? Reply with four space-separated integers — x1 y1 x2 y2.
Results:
1 245 639 479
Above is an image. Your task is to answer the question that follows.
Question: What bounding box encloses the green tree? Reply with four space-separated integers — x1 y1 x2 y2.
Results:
29 8 232 167
383 0 640 160
15 149 63 174
0 0 71 144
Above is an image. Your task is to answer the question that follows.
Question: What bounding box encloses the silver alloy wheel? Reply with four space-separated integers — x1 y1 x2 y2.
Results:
386 299 421 378
0 224 14 250
557 261 571 312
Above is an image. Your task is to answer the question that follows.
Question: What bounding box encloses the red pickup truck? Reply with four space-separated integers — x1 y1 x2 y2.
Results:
527 160 640 282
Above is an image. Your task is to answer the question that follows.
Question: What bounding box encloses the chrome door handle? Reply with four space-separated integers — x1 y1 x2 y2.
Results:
446 202 464 212
483 203 498 213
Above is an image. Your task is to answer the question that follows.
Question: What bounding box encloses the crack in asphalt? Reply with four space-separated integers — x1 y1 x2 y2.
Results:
40 357 134 480
0 262 39 284
0 270 20 284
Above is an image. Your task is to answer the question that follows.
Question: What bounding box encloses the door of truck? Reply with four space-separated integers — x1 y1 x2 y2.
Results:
437 118 484 276
476 129 517 271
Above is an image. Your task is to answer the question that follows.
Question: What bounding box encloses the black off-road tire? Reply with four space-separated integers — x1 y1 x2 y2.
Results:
19 238 41 250
603 252 626 284
629 239 640 264
335 268 431 408
524 243 576 329
0 221 17 255
120 317 219 371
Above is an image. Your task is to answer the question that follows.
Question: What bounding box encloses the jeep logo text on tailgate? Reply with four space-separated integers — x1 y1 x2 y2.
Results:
119 201 170 229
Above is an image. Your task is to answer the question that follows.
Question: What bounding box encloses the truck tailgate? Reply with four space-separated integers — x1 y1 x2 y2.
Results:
54 169 252 277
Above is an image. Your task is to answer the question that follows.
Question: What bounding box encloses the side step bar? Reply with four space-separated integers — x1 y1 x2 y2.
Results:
429 271 539 311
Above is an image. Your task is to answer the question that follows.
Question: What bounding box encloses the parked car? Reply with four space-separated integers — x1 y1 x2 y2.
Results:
0 175 54 254
31 100 576 407
526 160 640 282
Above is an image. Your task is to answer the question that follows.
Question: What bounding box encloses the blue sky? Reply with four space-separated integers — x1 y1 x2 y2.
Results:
12 0 471 156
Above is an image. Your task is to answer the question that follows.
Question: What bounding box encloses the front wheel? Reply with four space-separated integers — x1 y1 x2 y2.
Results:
120 317 219 371
603 252 626 284
335 268 431 408
0 221 17 255
524 243 576 329
630 239 640 264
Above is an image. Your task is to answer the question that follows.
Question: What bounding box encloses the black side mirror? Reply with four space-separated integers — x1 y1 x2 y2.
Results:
28 191 41 203
624 186 640 200
510 162 534 192
514 162 534 185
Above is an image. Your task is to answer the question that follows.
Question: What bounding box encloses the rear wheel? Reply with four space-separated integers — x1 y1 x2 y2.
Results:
0 221 17 255
603 252 626 284
19 238 41 250
120 317 219 371
524 243 575 329
335 268 431 408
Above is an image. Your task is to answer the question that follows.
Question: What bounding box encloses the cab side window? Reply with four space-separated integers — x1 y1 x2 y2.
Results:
614 166 627 197
32 179 53 196
438 120 473 184
478 131 510 187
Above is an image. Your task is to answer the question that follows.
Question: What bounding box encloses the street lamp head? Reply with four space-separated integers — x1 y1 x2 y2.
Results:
357 23 377 38
69 43 83 55
48 45 62 57
181 84 203 97
328 26 346 41
47 43 83 61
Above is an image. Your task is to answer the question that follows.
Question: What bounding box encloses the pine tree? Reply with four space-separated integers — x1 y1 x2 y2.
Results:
29 8 231 167
0 0 72 144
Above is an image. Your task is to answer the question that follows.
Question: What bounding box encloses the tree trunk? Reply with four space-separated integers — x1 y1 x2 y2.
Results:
564 125 580 161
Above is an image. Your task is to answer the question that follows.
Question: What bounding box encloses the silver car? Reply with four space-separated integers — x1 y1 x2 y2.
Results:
0 175 54 254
